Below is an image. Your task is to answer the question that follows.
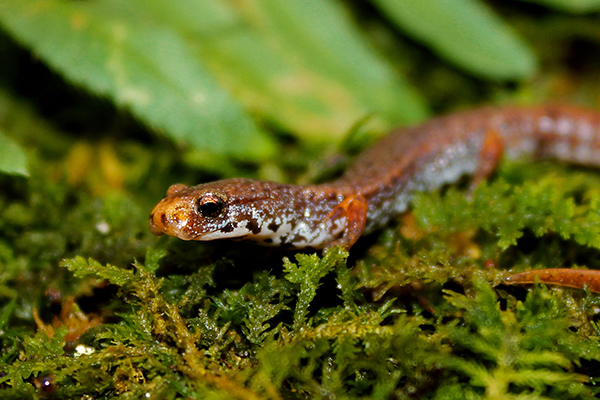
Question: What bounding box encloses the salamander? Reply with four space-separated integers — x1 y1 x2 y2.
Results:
149 105 600 250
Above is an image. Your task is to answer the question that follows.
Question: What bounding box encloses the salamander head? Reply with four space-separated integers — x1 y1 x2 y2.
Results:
148 178 295 243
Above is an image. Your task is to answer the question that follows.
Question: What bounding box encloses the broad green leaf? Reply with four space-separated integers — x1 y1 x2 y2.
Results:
0 0 429 153
0 0 275 160
136 0 428 141
238 0 428 132
372 0 537 80
522 0 600 13
0 131 28 177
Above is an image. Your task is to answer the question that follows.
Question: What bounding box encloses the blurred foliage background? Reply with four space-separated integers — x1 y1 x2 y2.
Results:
2 0 600 398
2 0 600 175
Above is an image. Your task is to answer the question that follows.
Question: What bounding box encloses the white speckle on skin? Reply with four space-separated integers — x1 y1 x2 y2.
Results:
293 221 311 238
578 120 594 142
392 191 410 214
556 118 572 136
455 142 468 157
199 220 251 240
269 221 294 244
444 145 456 160
435 154 448 169
539 116 553 133
417 138 480 191
551 141 571 159
200 210 300 245
505 137 537 159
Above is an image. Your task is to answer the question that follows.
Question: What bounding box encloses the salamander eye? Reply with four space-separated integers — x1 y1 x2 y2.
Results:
197 194 226 218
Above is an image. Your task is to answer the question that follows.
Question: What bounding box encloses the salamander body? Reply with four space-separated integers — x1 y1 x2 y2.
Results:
149 105 600 249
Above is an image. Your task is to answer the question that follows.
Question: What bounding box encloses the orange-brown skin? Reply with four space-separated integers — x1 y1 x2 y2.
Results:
150 105 600 252
504 269 600 293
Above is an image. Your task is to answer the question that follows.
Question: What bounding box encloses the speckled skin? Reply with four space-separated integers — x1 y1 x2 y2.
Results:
149 179 355 248
149 105 600 249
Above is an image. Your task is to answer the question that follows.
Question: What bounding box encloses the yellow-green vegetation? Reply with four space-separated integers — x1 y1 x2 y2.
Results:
1 0 600 399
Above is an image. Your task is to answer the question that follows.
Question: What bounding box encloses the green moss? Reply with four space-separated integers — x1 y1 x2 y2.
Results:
3 135 600 399
3 122 600 399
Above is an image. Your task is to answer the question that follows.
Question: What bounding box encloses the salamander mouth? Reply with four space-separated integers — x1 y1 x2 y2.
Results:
164 223 202 241
148 215 164 236
178 232 202 241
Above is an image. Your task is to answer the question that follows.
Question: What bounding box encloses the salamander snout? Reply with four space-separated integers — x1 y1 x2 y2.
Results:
148 195 200 241
149 183 200 240
149 183 240 241
149 178 294 244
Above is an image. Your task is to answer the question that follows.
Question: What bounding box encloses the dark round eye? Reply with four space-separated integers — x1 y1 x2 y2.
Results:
197 194 226 218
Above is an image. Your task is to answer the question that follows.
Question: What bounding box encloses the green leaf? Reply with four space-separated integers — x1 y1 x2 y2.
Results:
131 0 427 141
372 0 537 80
0 131 28 177
231 0 428 133
0 0 429 156
0 0 274 160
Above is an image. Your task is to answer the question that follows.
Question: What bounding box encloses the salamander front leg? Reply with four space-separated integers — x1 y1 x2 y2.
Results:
470 128 505 190
323 195 368 251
